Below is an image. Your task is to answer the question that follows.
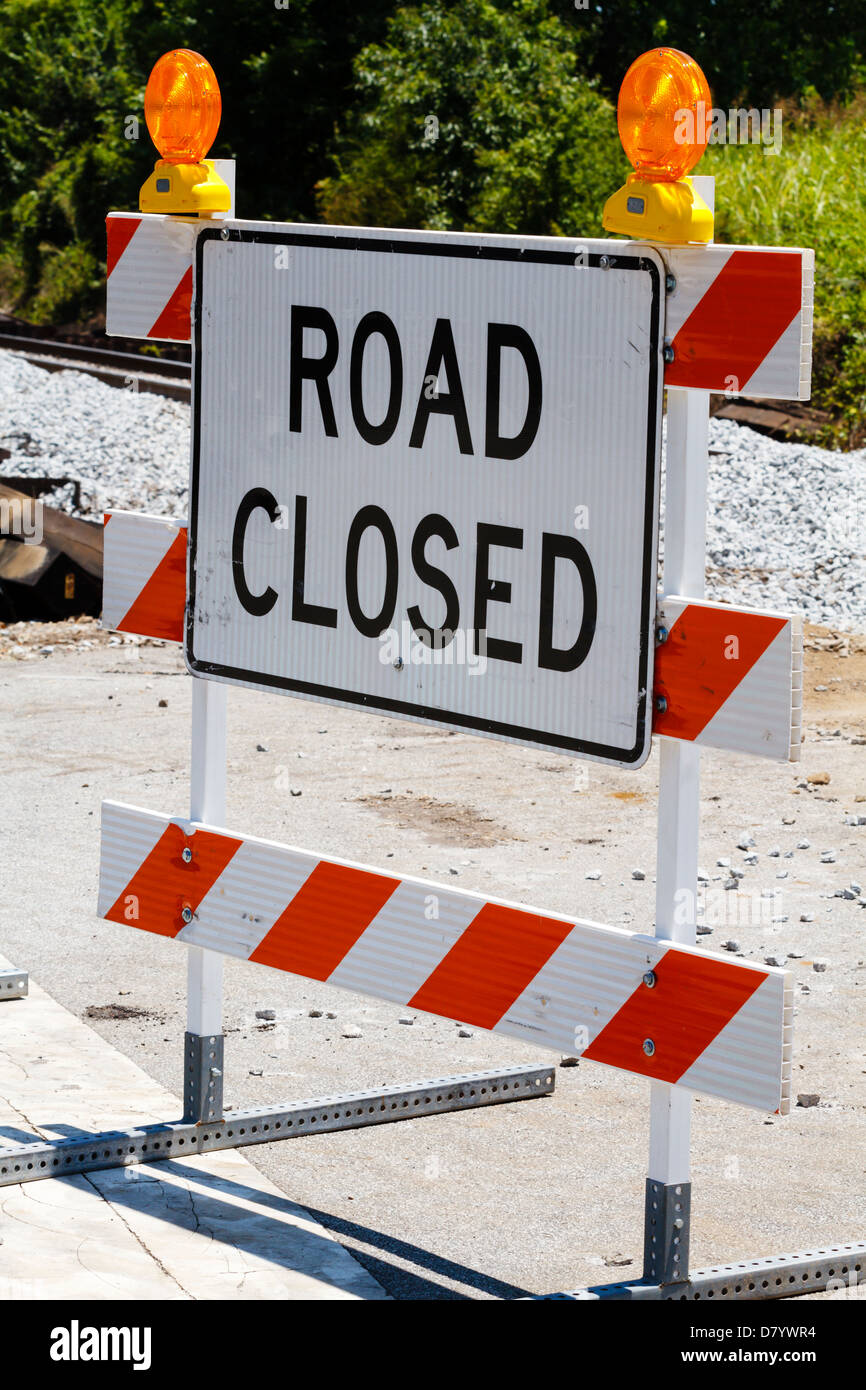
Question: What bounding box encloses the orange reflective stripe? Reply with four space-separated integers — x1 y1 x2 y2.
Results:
250 860 399 980
116 526 187 643
106 215 142 278
654 604 786 741
667 249 802 392
409 902 573 1030
584 949 766 1082
105 822 242 938
148 266 193 340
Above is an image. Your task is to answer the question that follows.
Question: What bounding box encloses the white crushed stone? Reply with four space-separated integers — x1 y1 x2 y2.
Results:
0 352 189 519
2 351 865 630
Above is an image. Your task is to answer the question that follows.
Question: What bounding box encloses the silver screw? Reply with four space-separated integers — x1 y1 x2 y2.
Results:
394 658 404 671
655 625 668 644
181 905 193 924
643 1038 656 1057
599 255 611 270
642 970 657 989
182 847 192 863
220 225 230 240
210 1067 222 1079
665 272 677 293
663 344 675 365
655 695 668 714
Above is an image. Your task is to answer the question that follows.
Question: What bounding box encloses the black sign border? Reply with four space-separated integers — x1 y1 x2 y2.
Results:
187 227 661 764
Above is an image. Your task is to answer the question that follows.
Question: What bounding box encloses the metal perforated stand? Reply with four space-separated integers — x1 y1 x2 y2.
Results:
0 969 28 1002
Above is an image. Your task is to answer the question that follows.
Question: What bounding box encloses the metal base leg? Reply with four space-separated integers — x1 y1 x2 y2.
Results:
183 1031 224 1122
0 969 28 1001
643 1178 690 1285
0 1062 555 1187
542 1241 866 1300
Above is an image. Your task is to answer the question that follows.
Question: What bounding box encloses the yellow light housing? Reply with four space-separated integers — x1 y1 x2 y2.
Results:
602 47 714 245
139 50 231 216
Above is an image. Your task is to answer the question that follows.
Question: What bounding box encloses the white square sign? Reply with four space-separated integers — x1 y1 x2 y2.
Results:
187 224 663 766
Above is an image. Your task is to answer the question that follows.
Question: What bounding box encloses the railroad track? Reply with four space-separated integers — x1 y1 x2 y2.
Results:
0 320 831 440
0 329 191 403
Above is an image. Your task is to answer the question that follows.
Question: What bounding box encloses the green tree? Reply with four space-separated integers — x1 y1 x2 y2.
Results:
553 0 865 108
0 0 147 321
317 0 623 238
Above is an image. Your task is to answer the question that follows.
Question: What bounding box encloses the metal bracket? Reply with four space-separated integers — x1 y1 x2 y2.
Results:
643 1178 690 1284
539 1241 866 1300
0 969 28 1001
0 1062 555 1187
183 1031 224 1122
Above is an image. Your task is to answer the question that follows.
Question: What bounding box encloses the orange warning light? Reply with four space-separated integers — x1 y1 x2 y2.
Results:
602 47 714 244
139 49 230 215
144 49 222 164
617 48 711 182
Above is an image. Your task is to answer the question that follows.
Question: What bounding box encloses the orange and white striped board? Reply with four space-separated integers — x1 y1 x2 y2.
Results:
106 214 197 343
105 214 813 400
653 596 803 762
100 514 802 763
101 511 187 643
660 243 814 400
98 800 793 1113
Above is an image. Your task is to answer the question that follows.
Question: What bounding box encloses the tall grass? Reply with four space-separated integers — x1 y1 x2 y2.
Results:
704 96 866 447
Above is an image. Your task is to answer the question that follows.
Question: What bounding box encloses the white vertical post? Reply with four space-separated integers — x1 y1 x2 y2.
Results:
186 178 234 1046
187 676 227 1036
648 386 710 1186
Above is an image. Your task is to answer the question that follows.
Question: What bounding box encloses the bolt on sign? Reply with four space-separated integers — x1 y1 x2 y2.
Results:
186 226 664 766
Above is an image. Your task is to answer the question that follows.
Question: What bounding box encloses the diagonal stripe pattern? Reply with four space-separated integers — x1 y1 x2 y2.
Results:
98 801 792 1112
653 597 800 761
102 512 187 642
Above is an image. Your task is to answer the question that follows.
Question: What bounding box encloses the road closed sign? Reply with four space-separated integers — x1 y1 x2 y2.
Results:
187 225 663 765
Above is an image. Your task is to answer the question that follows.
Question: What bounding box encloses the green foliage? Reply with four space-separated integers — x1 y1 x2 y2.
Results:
0 0 863 435
318 0 622 237
703 96 866 445
0 0 148 321
551 0 866 109
0 0 394 321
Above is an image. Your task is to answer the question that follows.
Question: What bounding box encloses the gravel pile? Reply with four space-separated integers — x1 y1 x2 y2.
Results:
2 350 864 631
0 351 189 519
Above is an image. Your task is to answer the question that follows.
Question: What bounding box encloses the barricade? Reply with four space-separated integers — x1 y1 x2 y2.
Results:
2 44 862 1303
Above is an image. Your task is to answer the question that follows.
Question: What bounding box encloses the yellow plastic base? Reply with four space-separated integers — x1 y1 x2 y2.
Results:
139 160 231 216
602 174 713 245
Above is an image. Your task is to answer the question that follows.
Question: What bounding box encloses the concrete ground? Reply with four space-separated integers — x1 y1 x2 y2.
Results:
0 953 386 1300
0 618 864 1298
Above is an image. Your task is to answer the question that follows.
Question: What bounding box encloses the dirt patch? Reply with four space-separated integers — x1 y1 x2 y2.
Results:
355 793 519 848
85 1003 157 1021
803 625 866 731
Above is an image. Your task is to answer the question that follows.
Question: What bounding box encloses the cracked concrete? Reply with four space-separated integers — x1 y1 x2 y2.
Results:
0 959 387 1300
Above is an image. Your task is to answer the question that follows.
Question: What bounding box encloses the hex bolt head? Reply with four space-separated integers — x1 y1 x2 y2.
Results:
642 970 657 989
642 1038 656 1057
599 255 611 269
182 847 193 863
181 905 193 924
394 658 404 671
655 695 668 714
663 344 675 364
665 273 677 294
655 625 668 645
